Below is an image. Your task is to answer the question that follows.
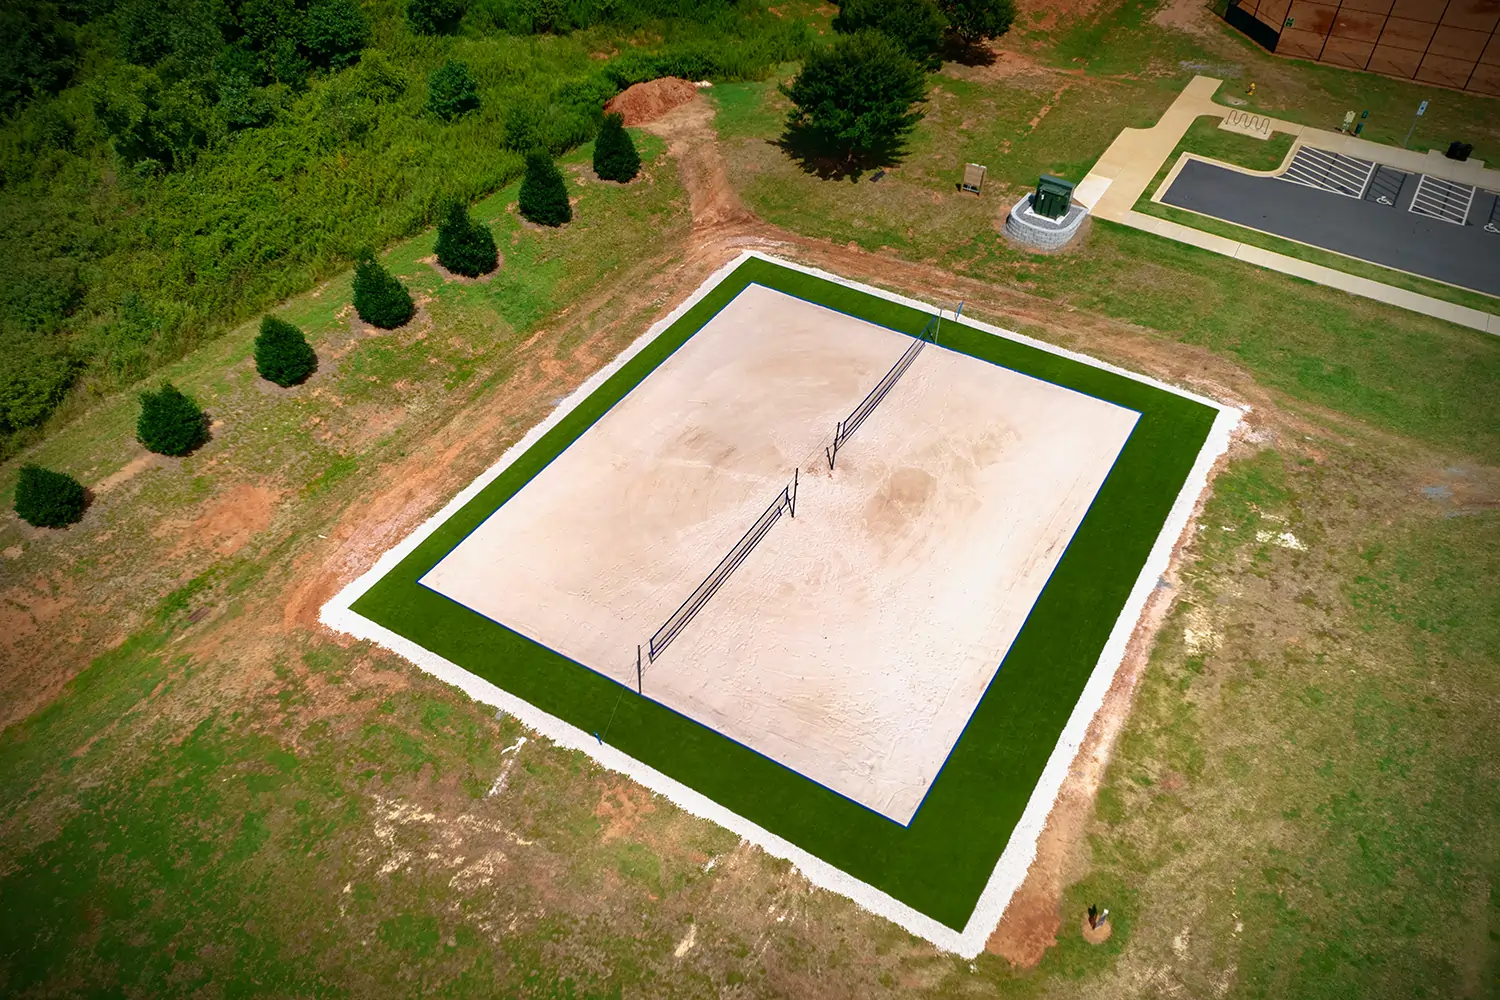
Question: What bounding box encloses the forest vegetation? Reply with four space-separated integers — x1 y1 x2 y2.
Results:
0 0 812 459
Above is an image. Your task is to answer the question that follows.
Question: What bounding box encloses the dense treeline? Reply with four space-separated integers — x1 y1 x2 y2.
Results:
0 0 810 459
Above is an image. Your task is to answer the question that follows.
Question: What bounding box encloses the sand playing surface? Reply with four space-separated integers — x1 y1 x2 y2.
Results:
422 284 1139 823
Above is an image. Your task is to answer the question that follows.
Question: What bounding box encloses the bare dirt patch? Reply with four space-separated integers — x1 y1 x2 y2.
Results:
941 48 1073 84
159 482 283 559
1154 0 1222 38
94 453 167 494
1023 0 1108 33
594 783 658 843
605 77 703 126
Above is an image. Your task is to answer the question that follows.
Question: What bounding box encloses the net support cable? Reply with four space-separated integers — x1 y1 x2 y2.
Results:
646 467 798 664
826 316 939 472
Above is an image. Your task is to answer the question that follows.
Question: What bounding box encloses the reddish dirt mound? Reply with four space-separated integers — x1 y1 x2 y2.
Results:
604 77 701 126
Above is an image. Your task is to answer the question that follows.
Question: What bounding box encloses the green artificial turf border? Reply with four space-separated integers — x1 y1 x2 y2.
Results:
350 256 1218 930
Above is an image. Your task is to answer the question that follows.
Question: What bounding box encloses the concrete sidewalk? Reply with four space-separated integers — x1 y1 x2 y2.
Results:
1074 76 1500 337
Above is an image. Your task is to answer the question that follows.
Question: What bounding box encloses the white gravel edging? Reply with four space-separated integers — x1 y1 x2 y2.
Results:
320 250 1242 957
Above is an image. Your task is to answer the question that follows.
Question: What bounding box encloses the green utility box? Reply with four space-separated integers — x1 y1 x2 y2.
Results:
1033 174 1074 220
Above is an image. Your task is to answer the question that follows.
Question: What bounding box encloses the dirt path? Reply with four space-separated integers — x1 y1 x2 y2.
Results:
642 97 755 230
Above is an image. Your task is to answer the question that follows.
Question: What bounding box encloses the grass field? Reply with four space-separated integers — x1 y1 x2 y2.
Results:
2 0 1499 995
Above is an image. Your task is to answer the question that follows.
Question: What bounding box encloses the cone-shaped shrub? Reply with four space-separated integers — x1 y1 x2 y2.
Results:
434 201 498 277
352 251 415 328
254 316 318 386
518 150 571 227
14 464 86 528
592 112 640 182
137 382 208 457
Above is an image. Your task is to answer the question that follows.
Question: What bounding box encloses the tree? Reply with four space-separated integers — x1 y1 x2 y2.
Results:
503 100 547 151
592 111 639 182
937 0 1015 43
303 0 369 69
137 382 207 456
254 315 318 386
518 149 571 226
434 201 498 277
94 66 211 172
118 0 223 74
781 31 928 164
0 1 76 115
14 464 86 528
426 59 478 120
352 250 414 328
407 0 464 35
833 0 947 69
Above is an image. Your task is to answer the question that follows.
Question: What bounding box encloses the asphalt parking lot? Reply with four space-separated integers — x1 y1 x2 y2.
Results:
1160 148 1500 298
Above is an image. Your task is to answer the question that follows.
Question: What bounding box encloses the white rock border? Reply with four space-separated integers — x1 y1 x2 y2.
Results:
320 250 1243 957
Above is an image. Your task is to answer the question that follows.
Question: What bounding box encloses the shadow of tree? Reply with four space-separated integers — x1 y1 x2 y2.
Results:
775 123 912 182
941 36 997 67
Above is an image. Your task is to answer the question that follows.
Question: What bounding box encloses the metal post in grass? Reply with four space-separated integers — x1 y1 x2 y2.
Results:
637 645 643 694
1404 99 1428 148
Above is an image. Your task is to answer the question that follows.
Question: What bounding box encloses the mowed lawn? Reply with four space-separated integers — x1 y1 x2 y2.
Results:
1 0 1498 996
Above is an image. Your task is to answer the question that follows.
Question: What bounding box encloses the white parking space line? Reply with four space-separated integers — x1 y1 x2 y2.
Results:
1409 174 1476 225
1280 146 1377 199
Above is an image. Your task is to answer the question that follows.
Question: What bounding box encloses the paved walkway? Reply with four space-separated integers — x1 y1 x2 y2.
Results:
1074 76 1500 337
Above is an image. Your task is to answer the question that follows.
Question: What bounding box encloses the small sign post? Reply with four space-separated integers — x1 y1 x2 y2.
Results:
1404 99 1428 148
961 163 986 195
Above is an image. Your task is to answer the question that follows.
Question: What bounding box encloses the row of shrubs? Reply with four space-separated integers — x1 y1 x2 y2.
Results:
13 123 641 529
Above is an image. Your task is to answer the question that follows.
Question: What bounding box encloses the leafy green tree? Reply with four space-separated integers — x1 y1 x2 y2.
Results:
14 464 86 528
522 0 565 33
434 201 498 277
407 0 464 35
833 0 946 68
266 35 311 83
94 65 212 172
239 0 302 54
426 59 478 119
137 382 208 456
303 0 369 68
254 315 318 386
781 30 927 163
352 250 414 328
0 1 76 115
937 0 1015 43
214 47 276 130
592 111 639 182
518 149 571 226
118 0 223 74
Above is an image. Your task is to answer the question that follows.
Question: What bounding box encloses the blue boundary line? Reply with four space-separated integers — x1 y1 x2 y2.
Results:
414 276 1145 828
